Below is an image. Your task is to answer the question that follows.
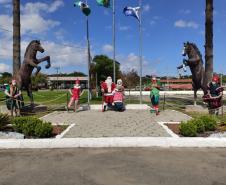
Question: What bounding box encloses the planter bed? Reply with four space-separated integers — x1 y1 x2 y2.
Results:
165 123 226 137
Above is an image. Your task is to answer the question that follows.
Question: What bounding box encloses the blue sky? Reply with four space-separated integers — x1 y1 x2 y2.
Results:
0 0 226 76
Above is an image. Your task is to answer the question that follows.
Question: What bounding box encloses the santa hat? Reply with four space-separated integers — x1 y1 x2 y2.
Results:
212 75 219 83
152 76 157 83
75 79 80 84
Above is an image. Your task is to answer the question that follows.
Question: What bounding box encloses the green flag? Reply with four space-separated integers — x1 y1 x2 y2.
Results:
96 0 110 8
74 0 91 16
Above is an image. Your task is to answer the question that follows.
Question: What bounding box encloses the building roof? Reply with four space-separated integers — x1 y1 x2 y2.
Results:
160 79 192 83
48 76 88 81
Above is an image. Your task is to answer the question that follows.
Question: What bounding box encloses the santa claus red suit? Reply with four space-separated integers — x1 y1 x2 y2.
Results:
101 76 116 111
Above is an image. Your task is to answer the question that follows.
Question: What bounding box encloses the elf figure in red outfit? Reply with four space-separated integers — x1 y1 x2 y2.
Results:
101 76 116 112
66 79 81 112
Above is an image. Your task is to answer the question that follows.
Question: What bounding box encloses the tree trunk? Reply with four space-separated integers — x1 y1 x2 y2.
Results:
13 0 21 76
204 0 213 86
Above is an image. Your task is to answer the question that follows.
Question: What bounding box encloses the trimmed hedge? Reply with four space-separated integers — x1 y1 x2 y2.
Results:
180 121 197 137
198 115 217 131
179 115 218 137
12 117 53 138
0 113 11 130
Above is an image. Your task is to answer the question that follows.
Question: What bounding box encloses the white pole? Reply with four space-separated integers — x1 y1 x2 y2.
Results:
139 0 142 105
86 16 90 106
112 0 116 83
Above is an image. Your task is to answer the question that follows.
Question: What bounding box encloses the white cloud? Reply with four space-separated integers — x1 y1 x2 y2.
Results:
0 0 10 4
0 1 62 37
0 63 10 73
143 4 150 12
174 20 199 29
21 1 64 14
102 44 113 53
21 14 60 34
42 41 87 68
119 53 158 75
48 0 64 13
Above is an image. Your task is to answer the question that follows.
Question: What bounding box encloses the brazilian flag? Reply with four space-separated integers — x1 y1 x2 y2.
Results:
96 0 110 8
74 0 91 16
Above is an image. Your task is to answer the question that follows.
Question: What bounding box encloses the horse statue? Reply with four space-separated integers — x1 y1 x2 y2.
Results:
177 42 207 105
15 40 51 105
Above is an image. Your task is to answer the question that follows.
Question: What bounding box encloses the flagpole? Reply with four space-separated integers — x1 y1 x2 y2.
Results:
139 0 142 105
85 0 91 107
112 0 116 83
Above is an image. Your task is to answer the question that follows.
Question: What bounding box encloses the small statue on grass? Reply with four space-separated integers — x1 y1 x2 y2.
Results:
150 76 160 115
4 79 23 116
66 79 81 112
203 74 224 115
113 79 125 112
101 76 116 112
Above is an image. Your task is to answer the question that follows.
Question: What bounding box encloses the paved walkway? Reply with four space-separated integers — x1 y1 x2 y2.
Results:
41 110 191 138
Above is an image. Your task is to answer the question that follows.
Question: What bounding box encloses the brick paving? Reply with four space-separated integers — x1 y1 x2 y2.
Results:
42 109 191 138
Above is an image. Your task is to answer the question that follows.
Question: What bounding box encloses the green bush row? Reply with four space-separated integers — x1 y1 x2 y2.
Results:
12 117 53 138
179 115 217 137
0 113 11 130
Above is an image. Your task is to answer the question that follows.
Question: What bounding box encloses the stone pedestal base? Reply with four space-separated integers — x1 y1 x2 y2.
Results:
185 105 208 113
21 104 47 115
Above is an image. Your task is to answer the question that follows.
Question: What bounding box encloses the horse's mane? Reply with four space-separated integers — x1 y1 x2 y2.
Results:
24 40 38 57
189 42 204 64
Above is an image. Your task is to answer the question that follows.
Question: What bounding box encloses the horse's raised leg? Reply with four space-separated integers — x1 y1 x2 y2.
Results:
37 56 51 69
27 85 34 106
194 89 197 106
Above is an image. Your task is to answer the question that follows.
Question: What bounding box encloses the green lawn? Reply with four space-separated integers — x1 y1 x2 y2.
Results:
1 90 224 114
0 90 88 107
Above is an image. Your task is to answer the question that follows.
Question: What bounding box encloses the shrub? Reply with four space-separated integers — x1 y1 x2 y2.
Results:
0 113 11 130
35 122 53 138
12 116 53 138
192 118 205 133
199 115 217 131
179 121 197 137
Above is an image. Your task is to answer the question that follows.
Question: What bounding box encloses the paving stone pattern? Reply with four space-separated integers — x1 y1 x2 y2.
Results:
42 110 191 138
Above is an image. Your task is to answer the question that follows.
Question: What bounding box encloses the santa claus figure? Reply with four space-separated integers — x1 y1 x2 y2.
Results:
101 76 116 112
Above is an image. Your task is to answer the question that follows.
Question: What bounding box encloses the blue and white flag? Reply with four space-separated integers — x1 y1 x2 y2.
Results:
74 0 91 16
123 6 140 21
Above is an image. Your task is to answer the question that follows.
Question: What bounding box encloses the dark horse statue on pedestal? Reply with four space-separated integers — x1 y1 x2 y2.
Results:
15 40 51 105
177 42 207 105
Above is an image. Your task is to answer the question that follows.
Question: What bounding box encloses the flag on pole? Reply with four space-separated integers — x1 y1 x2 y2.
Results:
96 0 110 8
123 6 140 21
74 0 91 16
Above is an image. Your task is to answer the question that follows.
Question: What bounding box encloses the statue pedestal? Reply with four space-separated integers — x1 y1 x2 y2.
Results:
21 104 47 115
185 105 208 113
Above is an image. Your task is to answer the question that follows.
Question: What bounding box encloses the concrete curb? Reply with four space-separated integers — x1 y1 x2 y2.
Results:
55 123 76 139
158 122 180 138
0 137 226 149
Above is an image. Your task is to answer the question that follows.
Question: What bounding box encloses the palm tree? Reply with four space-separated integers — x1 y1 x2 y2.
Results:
204 0 213 85
13 0 21 76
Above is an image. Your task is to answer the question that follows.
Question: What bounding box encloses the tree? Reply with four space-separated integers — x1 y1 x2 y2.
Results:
31 73 47 89
0 72 12 84
13 0 21 76
204 0 213 86
120 69 139 90
92 55 120 85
